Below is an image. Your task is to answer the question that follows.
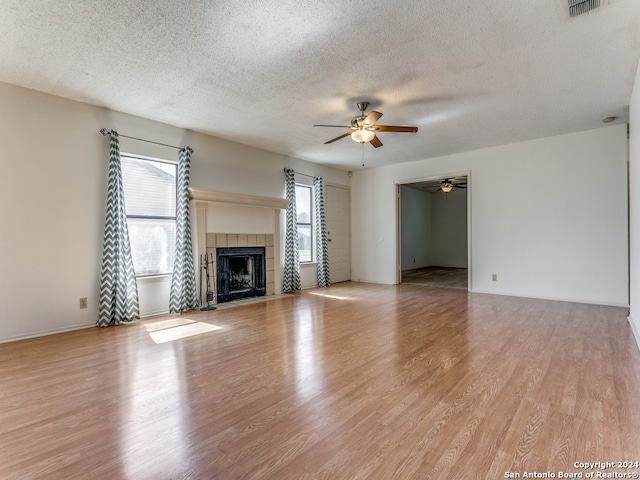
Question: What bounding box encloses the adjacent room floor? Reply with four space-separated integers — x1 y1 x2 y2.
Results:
1 282 639 479
402 266 468 290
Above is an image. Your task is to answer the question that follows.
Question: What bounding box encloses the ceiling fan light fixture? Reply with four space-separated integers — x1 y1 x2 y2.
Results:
350 129 375 143
316 102 416 149
441 181 453 193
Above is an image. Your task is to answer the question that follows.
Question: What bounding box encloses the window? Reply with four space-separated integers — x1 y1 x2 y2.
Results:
295 184 313 262
121 154 177 277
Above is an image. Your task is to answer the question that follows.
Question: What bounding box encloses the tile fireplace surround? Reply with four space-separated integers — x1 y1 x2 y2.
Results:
205 233 275 304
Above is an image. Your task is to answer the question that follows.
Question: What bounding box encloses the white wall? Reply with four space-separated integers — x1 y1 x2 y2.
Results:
205 204 274 234
0 82 348 342
400 186 432 270
352 125 628 306
629 60 640 349
430 189 468 268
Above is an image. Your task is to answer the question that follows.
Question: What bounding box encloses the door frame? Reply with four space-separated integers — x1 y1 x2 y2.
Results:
395 170 472 291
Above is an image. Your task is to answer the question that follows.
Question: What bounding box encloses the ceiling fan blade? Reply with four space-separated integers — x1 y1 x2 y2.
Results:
363 111 383 126
324 132 352 144
370 135 383 148
453 185 467 189
372 125 418 133
314 124 353 128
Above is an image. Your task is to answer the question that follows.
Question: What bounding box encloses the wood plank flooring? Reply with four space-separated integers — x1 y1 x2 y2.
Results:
1 282 639 479
401 267 468 290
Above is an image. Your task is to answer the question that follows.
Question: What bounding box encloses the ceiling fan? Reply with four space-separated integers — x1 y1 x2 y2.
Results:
314 102 418 148
439 178 467 193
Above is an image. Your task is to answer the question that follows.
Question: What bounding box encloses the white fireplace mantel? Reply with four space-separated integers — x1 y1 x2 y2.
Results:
190 188 285 296
189 188 290 210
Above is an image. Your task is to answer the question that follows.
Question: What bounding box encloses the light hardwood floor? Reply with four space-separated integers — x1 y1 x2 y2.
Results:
1 282 639 479
402 267 468 290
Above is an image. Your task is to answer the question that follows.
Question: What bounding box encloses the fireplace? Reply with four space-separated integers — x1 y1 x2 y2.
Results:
216 247 266 303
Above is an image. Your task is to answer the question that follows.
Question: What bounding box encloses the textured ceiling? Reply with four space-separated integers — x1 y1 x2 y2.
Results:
1 0 639 169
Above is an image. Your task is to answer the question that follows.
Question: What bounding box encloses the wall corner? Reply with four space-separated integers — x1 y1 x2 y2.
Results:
629 315 640 353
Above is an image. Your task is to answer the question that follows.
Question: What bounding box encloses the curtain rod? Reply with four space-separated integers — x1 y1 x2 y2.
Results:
100 128 191 152
284 168 316 179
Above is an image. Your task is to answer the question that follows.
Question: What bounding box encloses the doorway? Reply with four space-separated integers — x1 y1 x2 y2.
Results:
396 174 470 290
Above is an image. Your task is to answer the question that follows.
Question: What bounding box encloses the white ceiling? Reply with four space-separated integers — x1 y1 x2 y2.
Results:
1 0 639 170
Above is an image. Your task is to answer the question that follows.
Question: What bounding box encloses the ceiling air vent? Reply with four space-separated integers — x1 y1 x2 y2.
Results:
569 0 600 17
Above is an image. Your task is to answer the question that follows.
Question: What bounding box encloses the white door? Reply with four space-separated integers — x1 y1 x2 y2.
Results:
325 184 351 283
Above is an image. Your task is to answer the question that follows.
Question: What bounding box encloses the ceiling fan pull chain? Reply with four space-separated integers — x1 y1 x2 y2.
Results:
362 142 365 167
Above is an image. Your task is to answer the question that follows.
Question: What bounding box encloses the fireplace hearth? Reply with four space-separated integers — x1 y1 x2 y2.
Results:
216 247 266 303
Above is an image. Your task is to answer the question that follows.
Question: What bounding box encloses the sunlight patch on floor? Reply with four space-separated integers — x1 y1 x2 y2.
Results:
145 318 222 344
307 291 353 300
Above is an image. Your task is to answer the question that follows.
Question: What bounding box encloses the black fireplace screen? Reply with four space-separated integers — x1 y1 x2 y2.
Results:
216 247 266 303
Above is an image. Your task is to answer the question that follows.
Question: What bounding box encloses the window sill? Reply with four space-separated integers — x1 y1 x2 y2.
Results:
136 274 173 281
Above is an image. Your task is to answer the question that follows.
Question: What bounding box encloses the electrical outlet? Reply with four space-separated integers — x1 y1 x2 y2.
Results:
492 274 497 282
79 297 88 309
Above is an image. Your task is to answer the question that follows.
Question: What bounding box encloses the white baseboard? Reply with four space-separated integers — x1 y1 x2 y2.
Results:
140 309 170 318
0 322 95 345
352 279 389 285
629 315 640 353
470 288 629 308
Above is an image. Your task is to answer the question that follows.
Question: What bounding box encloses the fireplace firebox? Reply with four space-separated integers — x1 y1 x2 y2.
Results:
216 247 266 303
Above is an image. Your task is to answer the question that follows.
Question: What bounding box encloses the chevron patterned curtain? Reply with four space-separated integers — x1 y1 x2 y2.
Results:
282 168 301 292
169 147 199 313
97 131 140 327
314 176 330 287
